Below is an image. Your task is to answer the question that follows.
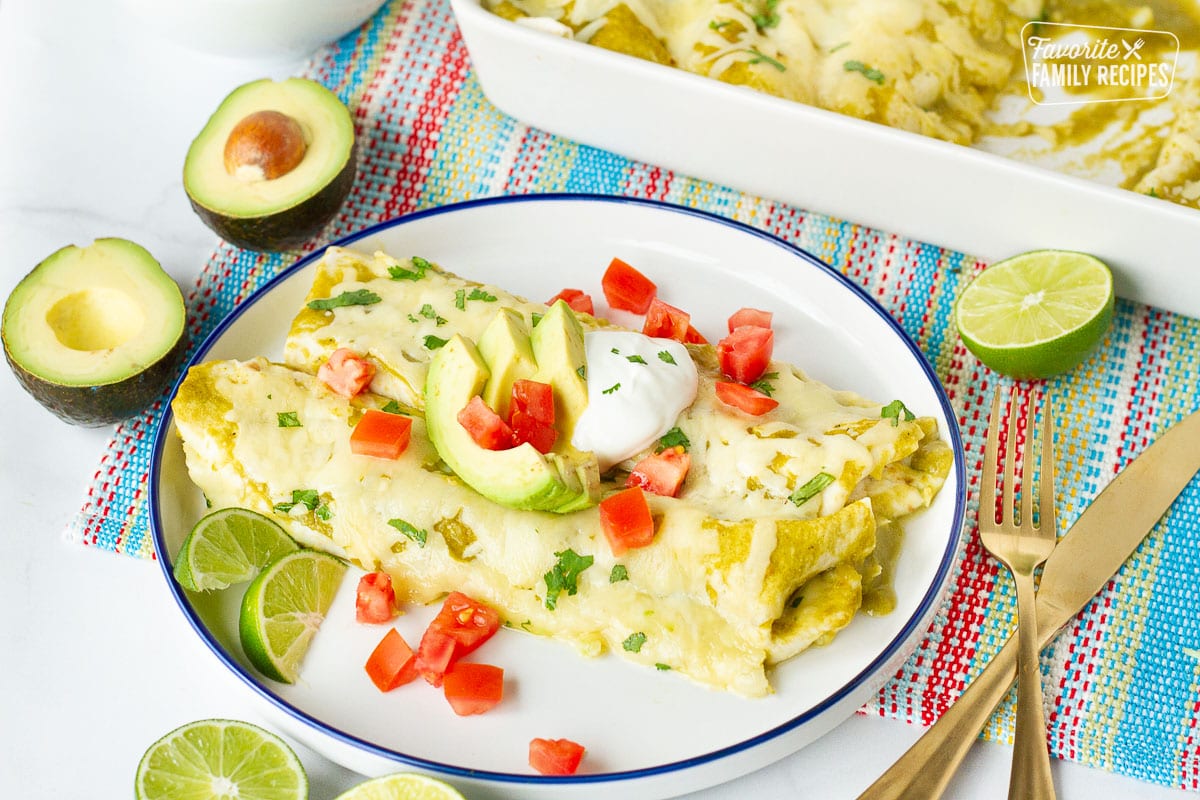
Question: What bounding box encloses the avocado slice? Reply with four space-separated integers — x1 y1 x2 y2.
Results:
1 238 187 426
530 299 590 443
183 78 357 252
425 334 599 513
477 307 537 420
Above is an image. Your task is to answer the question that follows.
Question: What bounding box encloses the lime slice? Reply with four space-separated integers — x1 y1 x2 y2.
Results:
174 507 299 592
334 773 467 800
955 250 1114 379
239 549 347 683
134 718 307 800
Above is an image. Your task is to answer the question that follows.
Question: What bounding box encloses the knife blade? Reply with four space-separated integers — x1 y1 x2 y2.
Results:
857 407 1200 800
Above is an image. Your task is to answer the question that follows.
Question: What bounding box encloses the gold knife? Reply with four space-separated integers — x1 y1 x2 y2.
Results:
857 407 1200 800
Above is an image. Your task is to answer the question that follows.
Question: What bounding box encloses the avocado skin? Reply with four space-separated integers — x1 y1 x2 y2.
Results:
189 143 358 253
3 330 188 427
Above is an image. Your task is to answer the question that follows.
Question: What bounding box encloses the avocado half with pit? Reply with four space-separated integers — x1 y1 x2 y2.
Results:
2 238 187 426
184 77 357 252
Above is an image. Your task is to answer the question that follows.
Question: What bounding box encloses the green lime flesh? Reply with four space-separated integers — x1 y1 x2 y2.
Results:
134 719 307 800
334 772 468 800
239 550 347 683
173 507 299 592
955 249 1114 379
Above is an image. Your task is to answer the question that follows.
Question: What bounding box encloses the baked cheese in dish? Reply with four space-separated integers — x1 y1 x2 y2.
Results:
173 248 951 695
485 0 1041 144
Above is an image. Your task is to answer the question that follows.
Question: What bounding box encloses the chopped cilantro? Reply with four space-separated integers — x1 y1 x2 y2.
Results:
276 411 301 428
655 663 671 671
274 488 321 514
657 350 677 365
467 287 497 302
381 400 408 415
789 472 835 506
419 304 446 325
423 335 449 350
544 548 594 610
576 365 587 380
881 399 915 426
602 382 621 395
306 289 382 311
454 289 466 310
610 564 629 583
388 257 432 281
388 518 428 547
626 354 647 365
709 19 731 30
315 504 332 521
531 312 543 327
750 0 779 29
749 371 779 397
407 313 420 324
828 41 851 53
623 632 647 653
611 347 621 355
844 59 885 84
747 48 786 72
656 427 690 453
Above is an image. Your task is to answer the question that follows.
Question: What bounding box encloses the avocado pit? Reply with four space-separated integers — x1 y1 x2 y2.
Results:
223 110 308 182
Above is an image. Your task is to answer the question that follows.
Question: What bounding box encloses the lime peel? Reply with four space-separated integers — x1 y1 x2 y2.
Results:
334 772 468 800
955 250 1114 379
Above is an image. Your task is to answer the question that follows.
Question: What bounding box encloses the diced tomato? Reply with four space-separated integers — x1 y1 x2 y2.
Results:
716 325 774 384
458 396 514 450
364 628 418 691
598 486 656 556
511 411 558 454
715 381 779 416
727 307 773 332
349 409 413 459
355 571 397 624
626 448 691 497
547 288 595 316
684 324 708 345
642 298 691 342
443 662 505 716
416 592 503 686
318 348 375 397
601 257 657 314
511 380 555 425
529 738 587 776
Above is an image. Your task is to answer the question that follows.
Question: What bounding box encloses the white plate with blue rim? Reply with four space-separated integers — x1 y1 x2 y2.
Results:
150 194 965 800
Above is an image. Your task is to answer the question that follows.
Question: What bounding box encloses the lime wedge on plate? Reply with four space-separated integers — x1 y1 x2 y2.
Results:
335 773 467 800
239 549 347 683
134 718 307 800
955 250 1114 379
173 507 298 592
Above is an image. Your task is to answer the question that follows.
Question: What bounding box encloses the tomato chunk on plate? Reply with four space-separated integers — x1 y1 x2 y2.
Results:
350 409 413 459
601 257 657 314
626 448 690 497
684 324 708 345
416 592 502 685
715 381 779 416
443 662 504 716
529 738 587 776
717 325 774 384
511 411 558 454
364 628 418 691
547 288 595 316
318 348 375 397
728 307 773 332
642 298 691 342
511 379 555 425
458 396 514 450
598 486 656 555
355 571 397 624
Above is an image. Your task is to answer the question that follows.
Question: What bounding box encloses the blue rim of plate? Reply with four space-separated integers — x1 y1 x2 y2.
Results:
150 192 967 788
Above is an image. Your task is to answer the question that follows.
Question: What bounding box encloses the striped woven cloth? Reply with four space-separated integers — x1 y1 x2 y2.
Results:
69 0 1200 791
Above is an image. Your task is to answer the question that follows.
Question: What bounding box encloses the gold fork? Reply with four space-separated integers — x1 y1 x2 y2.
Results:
980 388 1057 800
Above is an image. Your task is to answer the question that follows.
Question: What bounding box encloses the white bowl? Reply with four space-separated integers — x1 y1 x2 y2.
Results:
122 0 387 59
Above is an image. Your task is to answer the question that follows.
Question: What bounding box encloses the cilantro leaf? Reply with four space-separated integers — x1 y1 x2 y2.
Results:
844 59 885 84
306 289 382 311
789 472 835 506
655 663 671 671
388 518 428 547
656 427 690 453
423 335 449 350
881 399 916 426
749 372 779 397
576 365 587 380
467 288 497 302
657 350 677 365
626 354 647 365
544 548 594 610
276 411 301 428
746 48 786 72
274 488 321 514
381 400 408 415
454 289 466 310
388 257 432 281
602 382 621 395
609 564 629 583
623 632 647 653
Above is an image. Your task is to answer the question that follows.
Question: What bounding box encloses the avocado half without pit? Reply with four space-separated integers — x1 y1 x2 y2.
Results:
1 238 188 426
184 77 357 252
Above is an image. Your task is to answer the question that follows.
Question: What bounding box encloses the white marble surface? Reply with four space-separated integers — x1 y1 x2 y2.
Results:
0 1 1187 798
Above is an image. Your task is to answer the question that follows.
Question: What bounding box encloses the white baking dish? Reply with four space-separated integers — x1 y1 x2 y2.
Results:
450 0 1200 319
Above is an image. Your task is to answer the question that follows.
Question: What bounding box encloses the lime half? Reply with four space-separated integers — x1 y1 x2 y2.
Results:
239 549 347 683
174 507 299 592
134 719 307 800
334 773 467 800
955 250 1114 379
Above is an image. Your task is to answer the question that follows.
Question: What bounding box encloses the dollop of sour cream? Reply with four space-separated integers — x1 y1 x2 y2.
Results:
571 330 698 471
